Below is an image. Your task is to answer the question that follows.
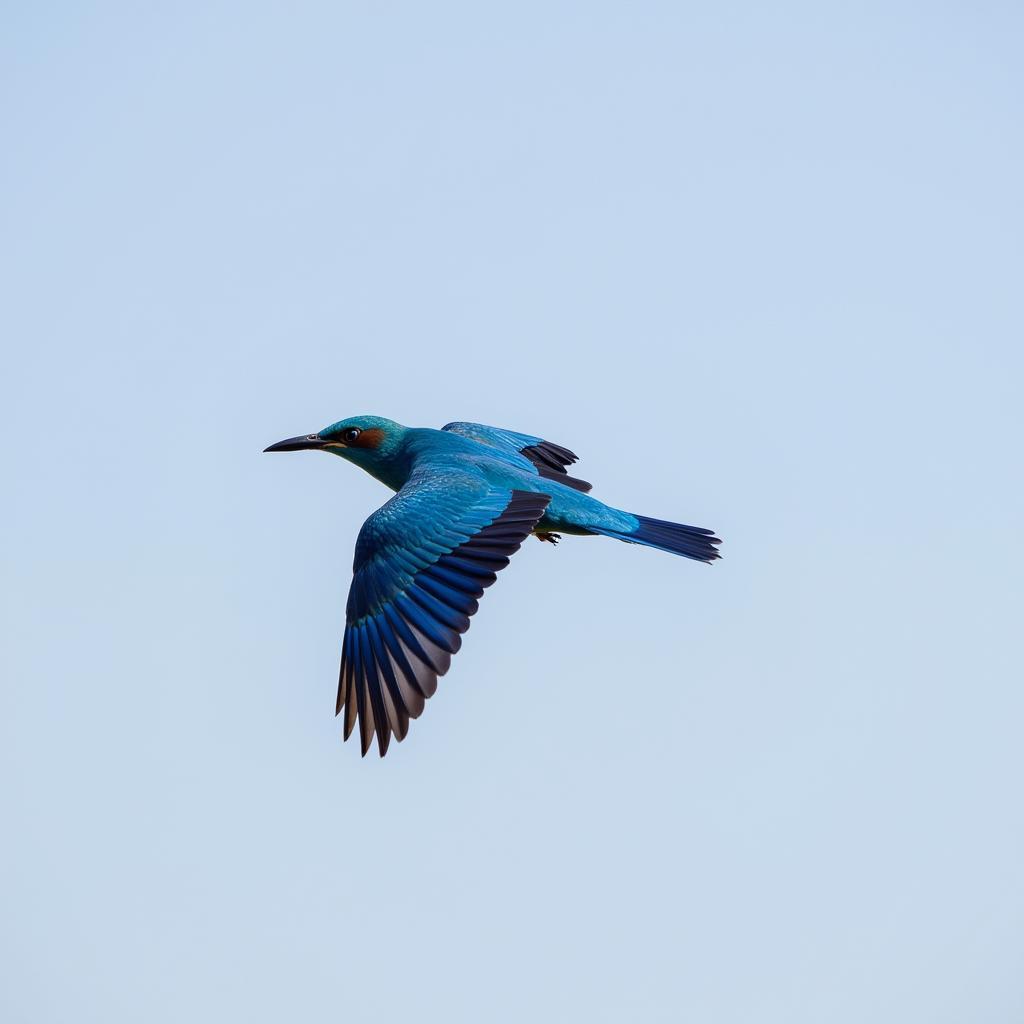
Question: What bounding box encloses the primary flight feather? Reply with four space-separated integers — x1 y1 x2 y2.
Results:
265 415 721 756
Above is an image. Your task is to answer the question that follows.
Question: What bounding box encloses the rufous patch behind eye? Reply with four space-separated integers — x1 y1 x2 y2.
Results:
353 428 385 449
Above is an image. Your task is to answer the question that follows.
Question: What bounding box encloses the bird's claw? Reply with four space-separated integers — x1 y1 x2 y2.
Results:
535 531 561 545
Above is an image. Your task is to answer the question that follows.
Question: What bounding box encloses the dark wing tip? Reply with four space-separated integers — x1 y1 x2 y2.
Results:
535 466 592 492
520 441 579 472
521 443 591 491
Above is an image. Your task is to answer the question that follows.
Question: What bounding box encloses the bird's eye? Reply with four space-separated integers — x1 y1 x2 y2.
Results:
343 428 361 443
306 434 319 441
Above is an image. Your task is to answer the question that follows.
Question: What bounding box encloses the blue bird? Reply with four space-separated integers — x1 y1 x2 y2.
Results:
265 416 721 756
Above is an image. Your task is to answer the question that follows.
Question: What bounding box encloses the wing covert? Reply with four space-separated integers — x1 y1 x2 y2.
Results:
338 471 551 756
441 421 592 492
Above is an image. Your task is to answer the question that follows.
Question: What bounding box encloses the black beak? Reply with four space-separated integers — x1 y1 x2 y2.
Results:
263 433 326 453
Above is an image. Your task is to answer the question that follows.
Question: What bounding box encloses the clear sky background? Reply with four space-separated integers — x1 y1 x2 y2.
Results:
2 3 1022 1021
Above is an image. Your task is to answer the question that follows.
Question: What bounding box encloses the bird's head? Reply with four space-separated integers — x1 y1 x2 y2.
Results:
264 415 408 480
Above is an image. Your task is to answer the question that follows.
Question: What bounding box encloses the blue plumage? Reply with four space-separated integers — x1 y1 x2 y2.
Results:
265 416 721 756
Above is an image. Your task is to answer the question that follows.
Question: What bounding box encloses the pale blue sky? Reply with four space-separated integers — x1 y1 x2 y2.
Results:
3 3 1023 1021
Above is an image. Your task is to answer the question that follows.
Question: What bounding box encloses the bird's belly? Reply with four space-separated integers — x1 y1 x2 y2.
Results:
535 515 592 536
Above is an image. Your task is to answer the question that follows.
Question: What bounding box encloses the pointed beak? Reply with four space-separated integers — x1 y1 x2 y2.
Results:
263 433 326 453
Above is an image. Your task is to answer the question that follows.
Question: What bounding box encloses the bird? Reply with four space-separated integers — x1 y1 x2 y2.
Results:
265 416 721 756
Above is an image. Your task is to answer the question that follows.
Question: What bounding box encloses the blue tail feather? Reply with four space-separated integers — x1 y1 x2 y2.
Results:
594 514 721 564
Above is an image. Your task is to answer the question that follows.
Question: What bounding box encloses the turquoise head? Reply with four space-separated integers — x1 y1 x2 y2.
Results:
264 414 409 488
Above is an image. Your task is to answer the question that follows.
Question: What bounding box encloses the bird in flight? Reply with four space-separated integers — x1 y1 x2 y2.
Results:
265 416 721 756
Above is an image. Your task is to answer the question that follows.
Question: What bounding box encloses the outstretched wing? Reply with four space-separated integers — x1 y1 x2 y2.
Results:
338 467 551 756
442 421 592 492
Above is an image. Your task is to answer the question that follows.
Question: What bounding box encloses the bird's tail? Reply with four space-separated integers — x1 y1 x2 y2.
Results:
591 514 722 564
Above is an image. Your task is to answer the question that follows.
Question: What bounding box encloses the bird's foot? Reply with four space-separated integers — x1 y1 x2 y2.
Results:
535 531 561 545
